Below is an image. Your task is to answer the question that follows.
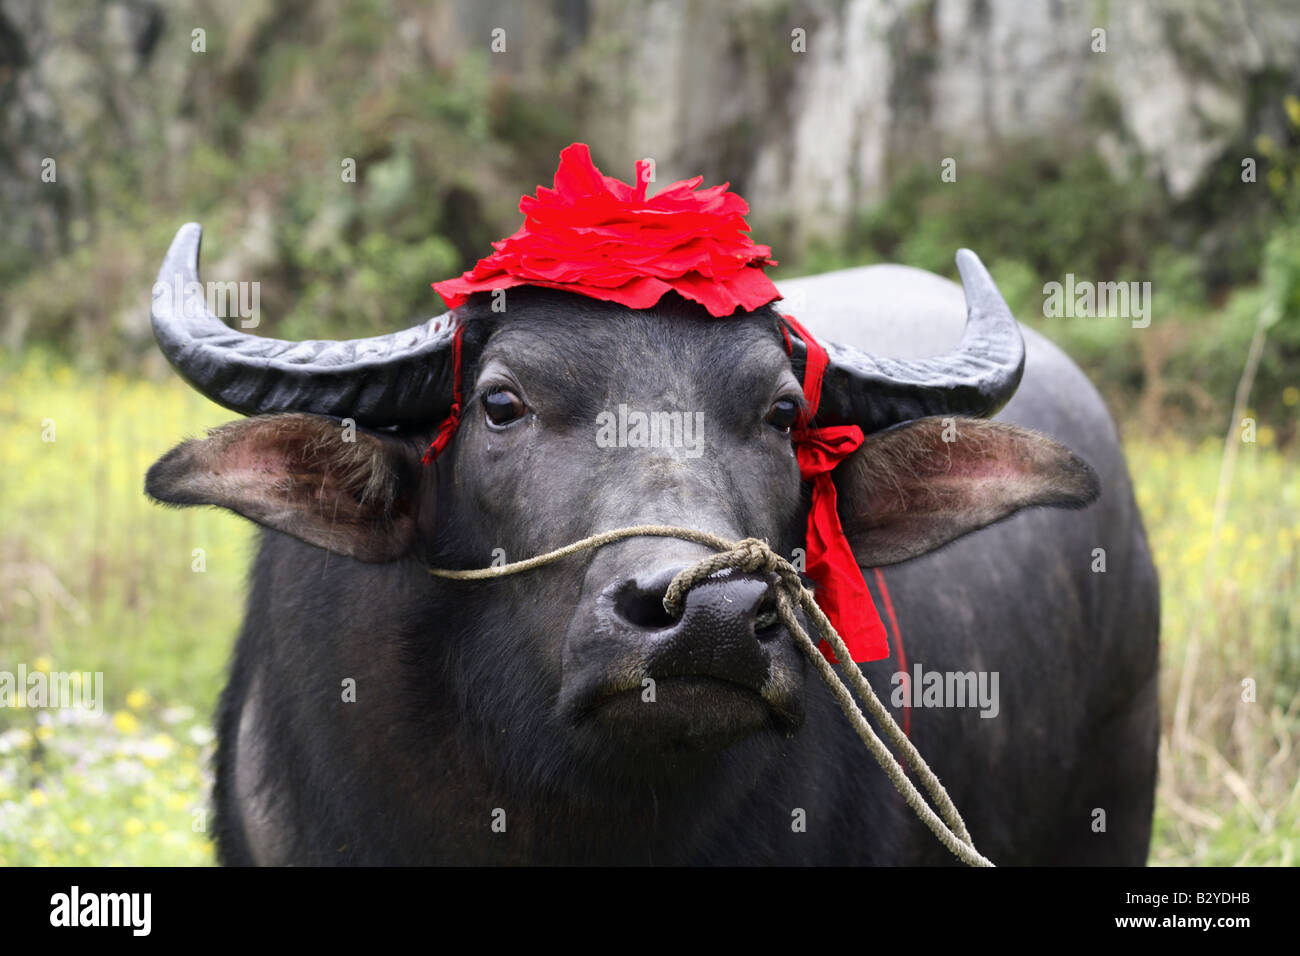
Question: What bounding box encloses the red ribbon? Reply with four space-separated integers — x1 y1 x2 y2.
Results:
783 314 889 664
421 324 464 465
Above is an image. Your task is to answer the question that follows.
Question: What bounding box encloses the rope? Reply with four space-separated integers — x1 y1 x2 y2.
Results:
428 524 994 866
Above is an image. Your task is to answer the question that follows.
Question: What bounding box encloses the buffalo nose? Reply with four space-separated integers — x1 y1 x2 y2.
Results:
611 566 781 685
614 566 780 634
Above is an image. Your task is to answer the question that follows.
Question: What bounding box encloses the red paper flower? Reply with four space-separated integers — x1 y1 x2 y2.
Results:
432 143 780 318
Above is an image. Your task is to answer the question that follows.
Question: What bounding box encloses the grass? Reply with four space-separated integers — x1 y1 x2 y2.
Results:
1127 434 1300 865
0 353 1295 865
0 353 250 865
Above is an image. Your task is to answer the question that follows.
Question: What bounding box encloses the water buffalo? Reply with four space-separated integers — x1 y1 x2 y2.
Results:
146 223 1159 865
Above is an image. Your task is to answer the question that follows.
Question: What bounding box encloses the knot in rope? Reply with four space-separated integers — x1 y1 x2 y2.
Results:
426 523 994 866
661 537 802 622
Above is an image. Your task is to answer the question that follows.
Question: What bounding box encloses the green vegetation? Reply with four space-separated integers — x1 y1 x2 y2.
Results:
1129 438 1300 865
6 10 1300 445
0 359 246 865
777 98 1300 441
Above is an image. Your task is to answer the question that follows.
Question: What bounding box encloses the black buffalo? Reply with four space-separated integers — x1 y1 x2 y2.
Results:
146 224 1159 865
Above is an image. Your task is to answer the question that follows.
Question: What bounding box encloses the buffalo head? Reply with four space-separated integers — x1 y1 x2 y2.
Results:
146 224 1097 782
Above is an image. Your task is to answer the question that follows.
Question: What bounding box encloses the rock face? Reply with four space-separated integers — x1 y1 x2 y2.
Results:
578 0 1300 244
1 0 168 261
2 0 1297 264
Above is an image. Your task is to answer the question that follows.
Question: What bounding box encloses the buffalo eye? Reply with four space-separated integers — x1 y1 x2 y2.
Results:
765 397 801 433
483 387 526 426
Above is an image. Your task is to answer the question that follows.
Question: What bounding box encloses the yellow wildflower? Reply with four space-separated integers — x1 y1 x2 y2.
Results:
1286 94 1300 128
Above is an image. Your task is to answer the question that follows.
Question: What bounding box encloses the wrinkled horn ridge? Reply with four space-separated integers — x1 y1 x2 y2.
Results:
815 249 1026 432
150 223 459 425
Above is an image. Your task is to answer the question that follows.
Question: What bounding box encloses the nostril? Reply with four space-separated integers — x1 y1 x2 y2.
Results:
754 591 781 639
613 574 680 630
612 566 784 637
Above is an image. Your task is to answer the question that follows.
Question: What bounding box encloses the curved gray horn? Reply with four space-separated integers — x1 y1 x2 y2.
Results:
806 249 1025 432
150 223 459 425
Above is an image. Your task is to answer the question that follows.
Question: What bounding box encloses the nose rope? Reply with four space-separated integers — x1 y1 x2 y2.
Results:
427 524 994 867
659 537 797 630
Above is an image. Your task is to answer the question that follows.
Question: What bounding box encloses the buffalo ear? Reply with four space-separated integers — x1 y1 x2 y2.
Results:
146 413 423 562
835 417 1100 566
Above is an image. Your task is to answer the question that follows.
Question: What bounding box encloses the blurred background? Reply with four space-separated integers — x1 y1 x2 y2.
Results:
0 0 1296 865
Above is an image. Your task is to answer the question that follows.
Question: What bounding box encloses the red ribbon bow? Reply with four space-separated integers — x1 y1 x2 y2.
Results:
783 314 889 664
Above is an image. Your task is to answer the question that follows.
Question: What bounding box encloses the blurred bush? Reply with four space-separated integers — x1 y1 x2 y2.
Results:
0 3 1297 445
788 104 1300 441
1 2 587 361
